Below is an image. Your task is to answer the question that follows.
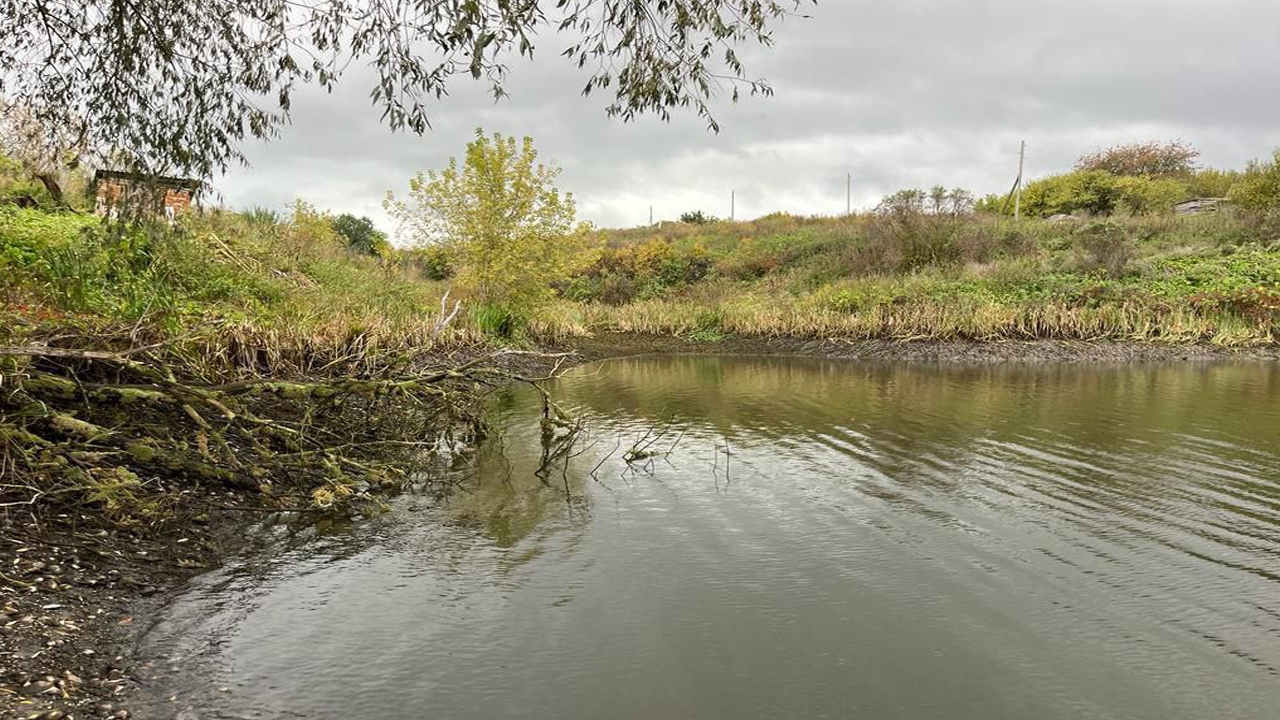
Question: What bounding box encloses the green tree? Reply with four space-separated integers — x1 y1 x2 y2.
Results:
1114 176 1189 215
0 98 91 206
1229 150 1280 212
1021 170 1121 217
0 153 43 204
1188 168 1242 199
331 214 387 255
679 210 716 224
2 1 811 180
384 130 596 310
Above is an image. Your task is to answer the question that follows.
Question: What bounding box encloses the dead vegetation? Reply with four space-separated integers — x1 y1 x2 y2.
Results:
0 326 574 520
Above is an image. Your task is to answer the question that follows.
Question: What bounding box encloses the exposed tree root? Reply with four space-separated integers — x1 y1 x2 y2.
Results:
1 340 576 516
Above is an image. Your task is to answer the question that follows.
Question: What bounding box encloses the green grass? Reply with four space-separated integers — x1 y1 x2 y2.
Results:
1 205 478 372
5 205 1278 354
538 211 1280 346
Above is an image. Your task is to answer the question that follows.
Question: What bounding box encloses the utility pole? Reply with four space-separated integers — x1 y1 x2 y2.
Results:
1014 140 1026 221
731 190 735 221
846 172 852 215
649 205 653 226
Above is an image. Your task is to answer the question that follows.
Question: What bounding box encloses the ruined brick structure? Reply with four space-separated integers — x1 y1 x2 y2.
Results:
93 170 201 220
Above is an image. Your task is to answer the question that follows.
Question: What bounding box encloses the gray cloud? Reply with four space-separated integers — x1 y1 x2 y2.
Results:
214 0 1280 236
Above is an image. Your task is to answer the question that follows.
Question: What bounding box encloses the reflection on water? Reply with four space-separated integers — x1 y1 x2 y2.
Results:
139 357 1280 720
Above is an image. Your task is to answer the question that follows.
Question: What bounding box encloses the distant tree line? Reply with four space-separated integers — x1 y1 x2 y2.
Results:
974 141 1280 218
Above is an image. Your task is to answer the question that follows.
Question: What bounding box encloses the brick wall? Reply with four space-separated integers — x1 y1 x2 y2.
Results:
95 180 194 217
162 188 193 212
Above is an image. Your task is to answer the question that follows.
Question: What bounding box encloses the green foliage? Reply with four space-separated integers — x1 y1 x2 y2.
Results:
1229 150 1280 212
1188 169 1241 199
679 210 716 224
1 204 458 342
974 193 1006 215
473 303 520 338
560 209 1280 343
0 207 276 319
1146 248 1280 298
385 130 597 309
1021 170 1123 216
807 280 902 313
1014 171 1189 218
687 307 728 341
398 245 454 281
1114 176 1190 215
242 206 281 226
0 154 47 204
3 1 800 181
856 187 977 271
1073 221 1134 278
331 213 388 255
570 236 714 303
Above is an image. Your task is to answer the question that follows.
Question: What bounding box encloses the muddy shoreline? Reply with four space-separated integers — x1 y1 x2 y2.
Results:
561 332 1280 365
4 334 1276 718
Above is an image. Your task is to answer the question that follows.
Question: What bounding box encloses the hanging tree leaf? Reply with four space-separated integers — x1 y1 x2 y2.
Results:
0 1 813 179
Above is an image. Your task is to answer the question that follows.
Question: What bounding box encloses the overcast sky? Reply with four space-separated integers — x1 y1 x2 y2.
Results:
214 0 1280 237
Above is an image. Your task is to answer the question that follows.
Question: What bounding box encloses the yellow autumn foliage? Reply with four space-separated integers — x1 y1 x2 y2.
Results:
385 129 599 310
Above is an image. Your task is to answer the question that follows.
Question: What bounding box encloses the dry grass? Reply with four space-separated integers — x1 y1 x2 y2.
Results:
530 295 1274 347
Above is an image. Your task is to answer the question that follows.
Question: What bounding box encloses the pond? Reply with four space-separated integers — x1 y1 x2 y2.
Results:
138 356 1280 720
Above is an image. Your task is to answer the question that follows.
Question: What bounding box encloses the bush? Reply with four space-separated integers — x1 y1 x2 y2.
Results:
242 206 281 226
1074 221 1134 278
1229 150 1280 212
1021 170 1122 217
473 303 520 338
680 210 715 224
716 240 782 279
384 130 593 309
1016 171 1189 217
995 226 1041 257
0 154 46 206
857 188 975 271
954 225 1003 263
331 213 388 255
1076 140 1199 178
1188 169 1241 199
399 245 453 280
1115 176 1190 215
577 238 711 297
1 207 282 318
658 244 713 285
598 273 639 305
974 193 1009 215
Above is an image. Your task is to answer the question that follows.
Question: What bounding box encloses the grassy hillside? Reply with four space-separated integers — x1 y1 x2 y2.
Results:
528 211 1280 346
1 203 476 374
5 202 1279 352
1 203 524 521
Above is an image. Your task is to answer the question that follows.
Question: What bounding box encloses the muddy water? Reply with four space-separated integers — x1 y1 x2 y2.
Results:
140 357 1280 720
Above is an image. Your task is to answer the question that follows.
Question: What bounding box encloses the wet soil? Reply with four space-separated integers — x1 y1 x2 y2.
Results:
559 332 1280 365
1 492 246 720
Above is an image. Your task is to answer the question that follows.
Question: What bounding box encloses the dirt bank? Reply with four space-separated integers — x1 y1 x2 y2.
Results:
1 493 251 719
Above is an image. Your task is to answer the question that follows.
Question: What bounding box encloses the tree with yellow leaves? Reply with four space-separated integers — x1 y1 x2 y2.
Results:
386 130 596 320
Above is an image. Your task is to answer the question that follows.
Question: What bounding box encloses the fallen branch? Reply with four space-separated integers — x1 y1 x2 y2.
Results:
1 341 575 514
